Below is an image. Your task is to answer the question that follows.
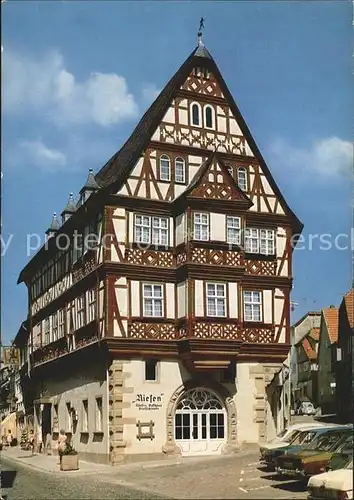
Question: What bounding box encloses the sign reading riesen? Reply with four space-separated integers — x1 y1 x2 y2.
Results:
132 393 164 411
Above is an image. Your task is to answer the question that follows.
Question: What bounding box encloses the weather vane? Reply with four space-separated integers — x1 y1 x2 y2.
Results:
197 17 205 45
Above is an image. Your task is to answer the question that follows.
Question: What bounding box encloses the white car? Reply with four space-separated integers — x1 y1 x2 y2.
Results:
259 422 330 457
307 460 353 500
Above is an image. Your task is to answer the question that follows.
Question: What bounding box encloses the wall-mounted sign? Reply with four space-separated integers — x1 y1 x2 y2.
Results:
132 393 164 411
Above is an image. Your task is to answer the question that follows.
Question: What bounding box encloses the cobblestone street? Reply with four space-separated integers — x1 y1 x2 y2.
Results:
1 450 309 499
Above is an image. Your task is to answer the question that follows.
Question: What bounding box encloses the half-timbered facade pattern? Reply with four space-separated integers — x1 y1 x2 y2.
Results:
16 36 302 463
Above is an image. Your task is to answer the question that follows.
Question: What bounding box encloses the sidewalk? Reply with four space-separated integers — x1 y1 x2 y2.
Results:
1 443 260 477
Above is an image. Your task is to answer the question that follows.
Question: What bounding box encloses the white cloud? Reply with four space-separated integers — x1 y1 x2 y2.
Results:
269 137 353 180
15 139 67 172
2 49 139 127
141 83 161 105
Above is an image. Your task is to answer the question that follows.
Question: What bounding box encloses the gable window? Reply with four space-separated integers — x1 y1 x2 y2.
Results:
159 155 171 181
58 309 65 338
88 289 96 323
145 359 158 381
44 318 50 345
175 157 186 184
134 215 169 246
193 212 209 241
143 284 164 317
152 217 168 246
244 228 275 255
77 296 85 329
191 103 201 126
244 291 262 322
226 216 241 245
204 105 214 129
52 313 58 341
260 229 275 255
237 167 247 191
207 283 226 317
203 68 210 79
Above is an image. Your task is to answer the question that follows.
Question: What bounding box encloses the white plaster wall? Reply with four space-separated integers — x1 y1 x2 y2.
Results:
175 213 185 245
114 277 128 336
195 280 203 316
229 283 238 319
233 363 258 443
38 363 109 458
177 282 186 318
131 281 140 316
210 213 225 241
166 283 175 319
123 359 190 454
263 290 273 324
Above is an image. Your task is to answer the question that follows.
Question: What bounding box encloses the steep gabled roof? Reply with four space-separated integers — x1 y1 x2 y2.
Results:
95 43 303 235
343 289 354 328
322 307 339 344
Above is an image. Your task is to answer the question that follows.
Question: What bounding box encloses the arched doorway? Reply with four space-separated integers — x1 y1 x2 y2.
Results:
174 388 226 455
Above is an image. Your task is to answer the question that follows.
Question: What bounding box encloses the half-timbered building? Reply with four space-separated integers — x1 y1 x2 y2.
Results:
16 34 303 464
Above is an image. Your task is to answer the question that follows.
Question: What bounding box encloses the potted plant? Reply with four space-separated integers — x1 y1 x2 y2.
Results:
60 444 79 471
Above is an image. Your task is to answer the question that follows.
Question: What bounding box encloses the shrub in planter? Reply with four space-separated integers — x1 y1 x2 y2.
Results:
60 444 79 471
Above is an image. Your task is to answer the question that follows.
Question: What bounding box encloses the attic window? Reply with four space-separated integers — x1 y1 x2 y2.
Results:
190 103 201 127
204 105 214 129
237 168 247 191
203 68 210 79
193 67 201 77
159 155 171 181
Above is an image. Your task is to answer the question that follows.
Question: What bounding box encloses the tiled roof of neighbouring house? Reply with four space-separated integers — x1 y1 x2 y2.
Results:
302 337 317 361
343 289 354 328
323 307 339 344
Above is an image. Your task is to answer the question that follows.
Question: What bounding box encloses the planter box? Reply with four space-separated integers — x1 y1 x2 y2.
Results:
60 454 79 471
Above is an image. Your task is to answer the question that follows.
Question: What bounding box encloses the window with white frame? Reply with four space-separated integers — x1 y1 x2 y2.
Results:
237 167 247 191
191 103 201 126
82 399 88 432
244 228 275 255
206 283 226 317
134 215 169 246
175 157 186 183
226 216 241 245
243 291 262 322
143 284 164 317
88 289 96 323
134 215 151 244
193 213 209 241
151 217 168 246
58 309 65 338
244 228 259 253
77 296 85 329
260 229 275 255
95 397 103 432
44 318 50 345
52 313 58 341
204 105 214 129
159 155 171 181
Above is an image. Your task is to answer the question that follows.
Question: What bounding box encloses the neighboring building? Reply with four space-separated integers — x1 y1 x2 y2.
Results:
290 312 321 407
317 306 339 415
335 289 354 422
294 327 320 405
15 34 302 464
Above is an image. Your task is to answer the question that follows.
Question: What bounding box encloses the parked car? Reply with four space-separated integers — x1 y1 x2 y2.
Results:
275 426 353 479
261 426 335 471
259 422 330 459
307 460 353 500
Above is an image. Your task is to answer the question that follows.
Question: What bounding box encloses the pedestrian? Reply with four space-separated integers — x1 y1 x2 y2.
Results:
57 429 67 467
6 430 13 448
29 429 35 455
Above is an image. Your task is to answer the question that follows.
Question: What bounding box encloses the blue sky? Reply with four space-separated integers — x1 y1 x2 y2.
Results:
2 1 352 344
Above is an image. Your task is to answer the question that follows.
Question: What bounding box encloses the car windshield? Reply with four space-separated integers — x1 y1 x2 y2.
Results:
306 431 344 451
276 429 288 439
332 434 353 453
290 430 317 445
288 430 301 444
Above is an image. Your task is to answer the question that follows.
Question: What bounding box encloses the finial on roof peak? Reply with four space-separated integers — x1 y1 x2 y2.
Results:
197 17 205 46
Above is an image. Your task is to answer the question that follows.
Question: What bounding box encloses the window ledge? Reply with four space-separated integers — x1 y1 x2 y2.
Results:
80 431 89 435
93 430 104 435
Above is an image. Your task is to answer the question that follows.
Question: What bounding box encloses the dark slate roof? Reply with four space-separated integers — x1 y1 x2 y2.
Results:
80 169 100 193
47 213 60 232
194 40 212 58
62 193 77 215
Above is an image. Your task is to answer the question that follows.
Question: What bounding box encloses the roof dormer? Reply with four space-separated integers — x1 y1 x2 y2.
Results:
78 169 100 206
45 212 60 240
61 193 77 224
